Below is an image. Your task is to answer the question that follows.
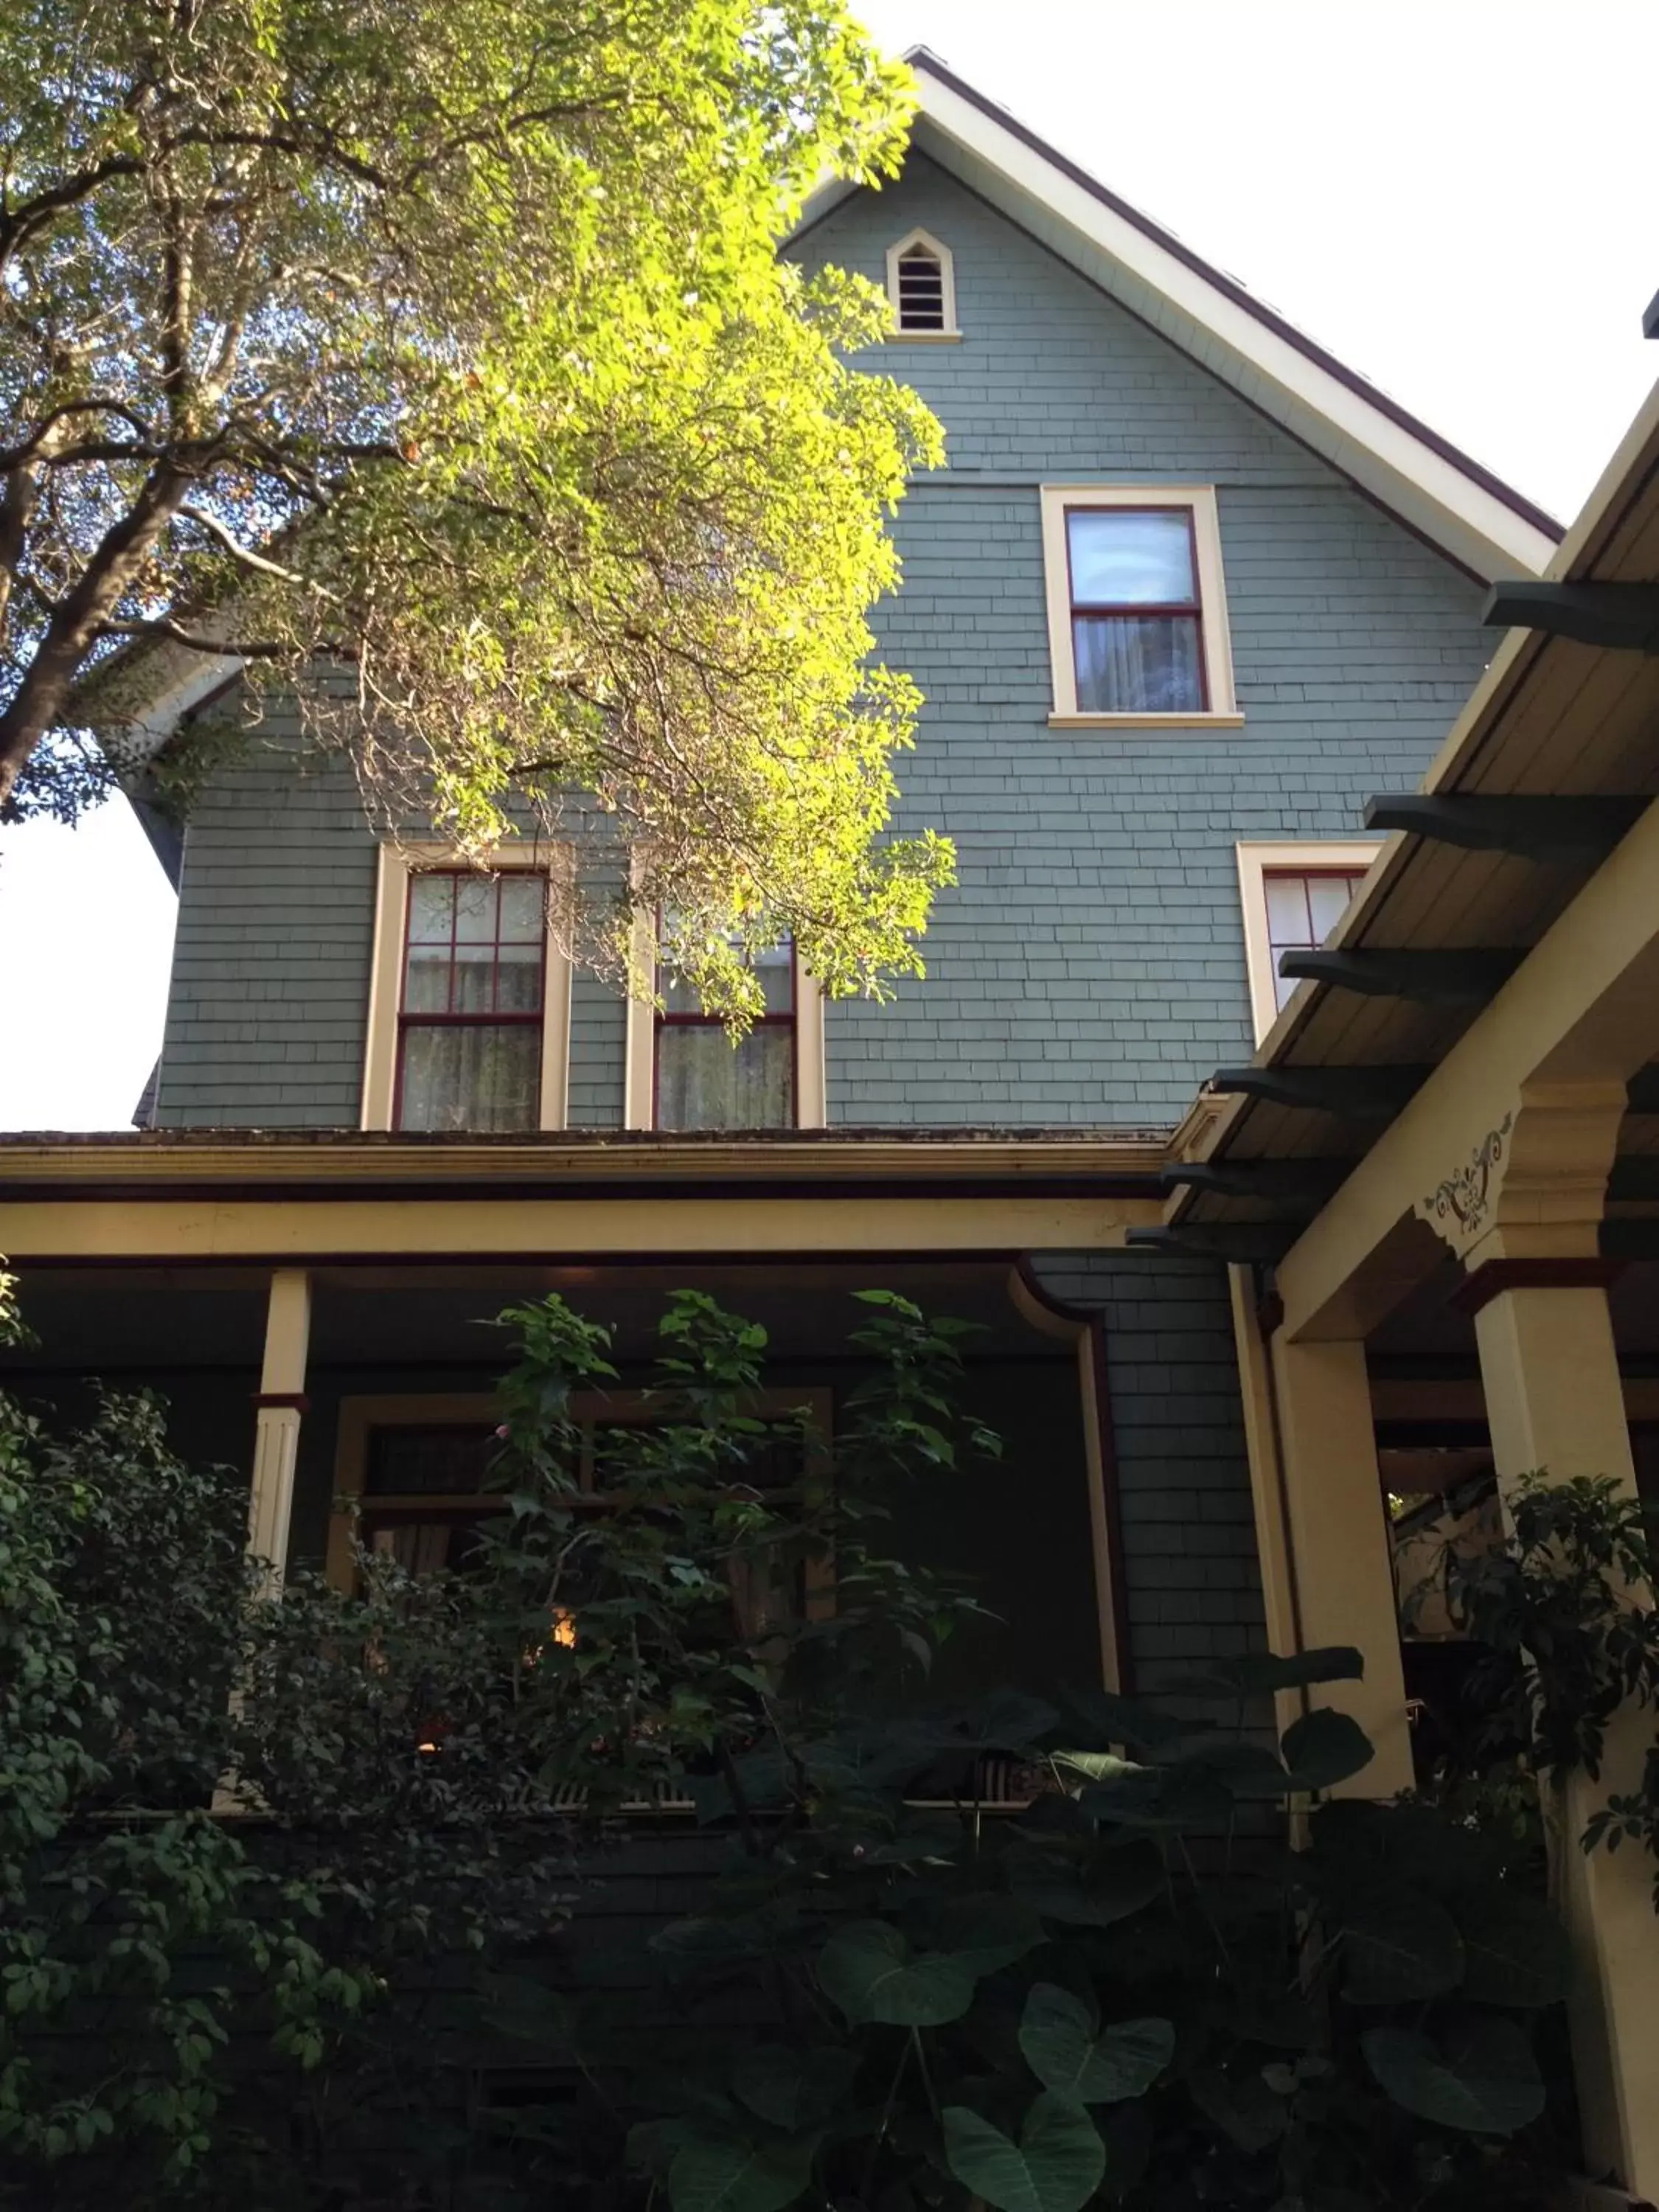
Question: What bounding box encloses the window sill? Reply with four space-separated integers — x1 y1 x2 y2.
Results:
881 329 963 344
1048 712 1246 730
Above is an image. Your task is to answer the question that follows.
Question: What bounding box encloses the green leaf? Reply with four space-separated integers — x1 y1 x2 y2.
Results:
1189 2065 1290 2153
942 2094 1107 2212
1007 1840 1164 1925
935 1689 1060 1750
1342 1894 1465 2005
668 2129 815 2212
1360 2018 1545 2135
1018 1983 1173 2104
1060 1686 1203 1753
1167 1647 1365 1700
1453 1888 1573 2008
1078 1759 1234 1828
816 1920 975 2027
473 1972 574 2053
1280 1706 1374 1791
731 2045 857 2132
921 1894 1046 1975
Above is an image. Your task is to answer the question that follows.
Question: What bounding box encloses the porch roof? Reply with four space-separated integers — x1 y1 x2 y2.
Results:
0 1127 1169 1264
1164 372 1659 1264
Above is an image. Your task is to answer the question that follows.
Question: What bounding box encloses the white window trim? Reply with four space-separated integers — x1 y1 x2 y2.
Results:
1040 484 1240 727
361 841 573 1132
883 226 961 342
1235 839 1383 1045
622 918 826 1132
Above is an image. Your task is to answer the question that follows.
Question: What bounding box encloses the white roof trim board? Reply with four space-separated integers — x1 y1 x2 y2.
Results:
800 51 1559 582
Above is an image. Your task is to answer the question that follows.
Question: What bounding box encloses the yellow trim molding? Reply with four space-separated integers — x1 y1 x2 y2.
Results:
361 840 573 1133
0 1190 1161 1262
1039 484 1237 723
1234 840 1382 1045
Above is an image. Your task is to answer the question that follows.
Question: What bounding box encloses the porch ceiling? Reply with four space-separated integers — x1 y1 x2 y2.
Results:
0 1259 1063 1372
1167 373 1659 1253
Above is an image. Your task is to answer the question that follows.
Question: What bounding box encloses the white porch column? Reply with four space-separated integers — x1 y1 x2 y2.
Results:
1464 1255 1659 2202
1265 1329 1415 1797
248 1268 311 1590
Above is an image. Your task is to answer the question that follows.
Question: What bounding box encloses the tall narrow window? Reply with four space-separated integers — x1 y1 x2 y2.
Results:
395 871 546 1130
1263 869 1371 1015
655 942 795 1130
1065 507 1206 714
884 229 959 338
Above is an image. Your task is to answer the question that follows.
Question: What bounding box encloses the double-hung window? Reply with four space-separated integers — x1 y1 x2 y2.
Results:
1235 841 1381 1042
1040 486 1237 725
362 846 573 1133
395 872 546 1131
655 941 796 1131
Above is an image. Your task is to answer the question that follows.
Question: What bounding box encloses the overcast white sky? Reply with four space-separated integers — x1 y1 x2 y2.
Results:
3 0 1656 1132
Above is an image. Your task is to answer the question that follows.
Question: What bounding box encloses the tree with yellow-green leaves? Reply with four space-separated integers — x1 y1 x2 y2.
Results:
0 0 951 1017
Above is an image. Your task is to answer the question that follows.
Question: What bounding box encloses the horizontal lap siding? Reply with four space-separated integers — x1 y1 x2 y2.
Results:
1028 1252 1265 1689
799 158 1493 1127
159 152 1493 1138
566 971 627 1129
156 731 375 1127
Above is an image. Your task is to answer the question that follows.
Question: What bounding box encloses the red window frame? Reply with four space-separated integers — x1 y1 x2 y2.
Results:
1264 867 1371 1010
392 869 546 1131
1063 503 1209 712
652 939 800 1131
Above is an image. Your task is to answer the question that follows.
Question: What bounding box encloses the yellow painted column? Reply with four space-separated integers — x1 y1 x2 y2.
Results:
1267 1331 1414 1798
1467 1263 1659 2202
248 1268 311 1590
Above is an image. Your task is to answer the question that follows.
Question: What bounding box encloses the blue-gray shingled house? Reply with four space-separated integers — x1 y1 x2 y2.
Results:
0 54 1562 1725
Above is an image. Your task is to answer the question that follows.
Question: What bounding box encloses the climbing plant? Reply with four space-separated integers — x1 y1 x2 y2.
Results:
0 1274 1581 2208
1430 1470 1659 1902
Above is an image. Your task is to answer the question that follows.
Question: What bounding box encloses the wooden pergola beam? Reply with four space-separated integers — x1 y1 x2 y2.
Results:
1276 946 1521 1004
1161 1158 1352 1208
1482 579 1659 653
1208 1064 1433 1119
1363 792 1648 864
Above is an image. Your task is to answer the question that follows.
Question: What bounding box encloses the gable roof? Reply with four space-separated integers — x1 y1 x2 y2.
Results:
799 49 1560 581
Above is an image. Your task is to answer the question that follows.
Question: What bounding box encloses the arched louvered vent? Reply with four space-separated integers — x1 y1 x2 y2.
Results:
896 244 946 330
884 229 958 338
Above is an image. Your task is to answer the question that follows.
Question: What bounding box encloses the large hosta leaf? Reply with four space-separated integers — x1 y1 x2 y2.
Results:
668 2129 815 2212
1453 1888 1573 2008
921 1894 1046 1975
731 2045 858 2132
1007 1840 1164 1925
1018 1983 1173 2104
1189 2064 1290 2154
1280 1707 1374 1792
816 1920 974 2027
1168 1646 1365 1701
943 2094 1107 2212
1341 1893 1465 2004
1361 2018 1545 2136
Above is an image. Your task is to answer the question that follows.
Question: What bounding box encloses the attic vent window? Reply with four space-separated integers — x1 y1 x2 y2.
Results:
884 229 959 340
897 246 945 328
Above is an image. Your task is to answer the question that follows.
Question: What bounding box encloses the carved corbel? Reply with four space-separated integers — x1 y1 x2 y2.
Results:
1413 1083 1626 1270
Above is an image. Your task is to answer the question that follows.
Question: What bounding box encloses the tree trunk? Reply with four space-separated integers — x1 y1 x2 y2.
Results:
0 465 192 811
